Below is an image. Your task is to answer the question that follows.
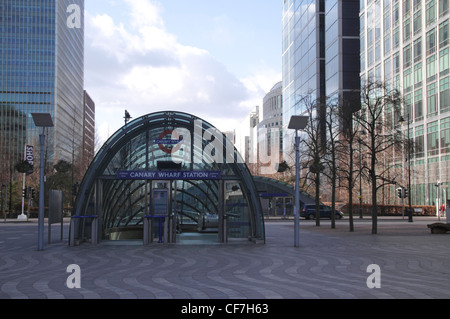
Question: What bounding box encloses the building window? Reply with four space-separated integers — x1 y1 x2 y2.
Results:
427 120 439 156
393 2 400 26
404 0 412 17
414 62 423 86
440 47 450 76
393 52 400 73
413 10 422 35
439 0 449 16
426 28 437 55
414 37 422 62
440 76 450 113
427 82 438 116
415 124 425 158
415 88 424 121
427 54 438 81
441 117 450 154
404 44 412 67
394 26 400 50
426 0 436 26
414 0 422 10
384 33 391 54
404 68 413 90
404 17 412 42
439 20 449 48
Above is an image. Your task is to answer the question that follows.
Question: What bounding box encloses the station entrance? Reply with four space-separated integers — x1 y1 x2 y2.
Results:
102 178 247 245
70 111 265 246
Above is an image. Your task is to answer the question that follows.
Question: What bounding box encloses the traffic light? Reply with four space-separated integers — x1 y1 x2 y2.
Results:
397 187 407 198
404 188 408 198
31 188 36 199
22 188 27 198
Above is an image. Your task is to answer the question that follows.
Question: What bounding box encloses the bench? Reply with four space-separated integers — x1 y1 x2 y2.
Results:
427 223 450 234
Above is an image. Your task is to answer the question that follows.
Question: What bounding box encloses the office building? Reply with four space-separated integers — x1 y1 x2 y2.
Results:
82 90 95 170
257 81 284 176
360 0 450 205
0 0 85 184
282 0 360 157
234 106 260 173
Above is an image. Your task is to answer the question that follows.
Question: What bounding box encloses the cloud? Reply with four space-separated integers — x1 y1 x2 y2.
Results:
85 0 279 144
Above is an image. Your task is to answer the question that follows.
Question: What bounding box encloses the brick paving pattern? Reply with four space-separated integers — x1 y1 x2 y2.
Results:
0 217 449 299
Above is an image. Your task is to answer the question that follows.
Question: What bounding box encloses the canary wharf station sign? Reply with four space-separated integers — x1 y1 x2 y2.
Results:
116 170 222 180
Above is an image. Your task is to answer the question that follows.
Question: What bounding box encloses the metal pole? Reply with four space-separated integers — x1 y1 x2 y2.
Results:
359 136 363 219
3 185 7 223
294 129 300 247
401 188 405 220
407 113 413 222
38 130 45 251
19 145 27 220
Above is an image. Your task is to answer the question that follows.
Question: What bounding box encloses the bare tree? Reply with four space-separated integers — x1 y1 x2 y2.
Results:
354 81 404 234
299 95 326 227
322 98 342 229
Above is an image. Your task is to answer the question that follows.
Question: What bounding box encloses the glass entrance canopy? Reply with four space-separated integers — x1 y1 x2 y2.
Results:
70 111 265 245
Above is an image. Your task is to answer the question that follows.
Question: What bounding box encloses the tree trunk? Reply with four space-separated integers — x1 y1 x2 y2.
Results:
331 169 336 229
348 144 354 232
315 173 320 227
371 155 377 235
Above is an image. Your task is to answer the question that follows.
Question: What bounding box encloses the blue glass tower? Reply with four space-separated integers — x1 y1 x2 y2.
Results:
0 0 84 183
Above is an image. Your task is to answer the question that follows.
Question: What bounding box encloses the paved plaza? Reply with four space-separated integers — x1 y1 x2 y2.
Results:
0 217 449 300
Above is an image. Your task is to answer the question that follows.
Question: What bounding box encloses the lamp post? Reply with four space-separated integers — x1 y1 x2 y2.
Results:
399 113 413 222
31 113 54 251
288 115 308 247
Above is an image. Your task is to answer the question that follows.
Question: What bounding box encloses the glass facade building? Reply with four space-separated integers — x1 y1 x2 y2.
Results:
0 0 84 183
282 0 360 156
282 0 325 125
360 0 450 205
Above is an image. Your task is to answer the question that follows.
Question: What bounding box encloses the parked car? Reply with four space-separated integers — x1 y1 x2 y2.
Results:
300 204 344 220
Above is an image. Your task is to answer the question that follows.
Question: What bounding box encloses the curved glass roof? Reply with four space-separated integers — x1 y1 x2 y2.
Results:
72 111 264 244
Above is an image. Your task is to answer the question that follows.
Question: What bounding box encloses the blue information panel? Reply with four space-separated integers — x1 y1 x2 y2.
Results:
153 189 169 216
116 170 221 180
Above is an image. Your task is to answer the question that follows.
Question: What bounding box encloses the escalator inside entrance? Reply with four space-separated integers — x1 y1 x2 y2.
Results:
174 179 221 244
104 179 222 244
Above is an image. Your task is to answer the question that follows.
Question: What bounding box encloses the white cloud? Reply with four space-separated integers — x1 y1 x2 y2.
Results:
85 0 280 145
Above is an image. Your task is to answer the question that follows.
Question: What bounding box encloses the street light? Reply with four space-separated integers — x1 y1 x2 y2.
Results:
31 113 54 251
398 113 413 222
288 115 308 247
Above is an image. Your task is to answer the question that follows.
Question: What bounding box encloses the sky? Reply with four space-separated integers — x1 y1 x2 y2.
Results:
84 0 283 145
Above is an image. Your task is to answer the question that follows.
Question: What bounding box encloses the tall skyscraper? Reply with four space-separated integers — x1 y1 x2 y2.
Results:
0 0 84 183
257 82 284 176
282 0 360 154
282 0 326 126
82 90 95 171
325 1 361 124
360 0 450 205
